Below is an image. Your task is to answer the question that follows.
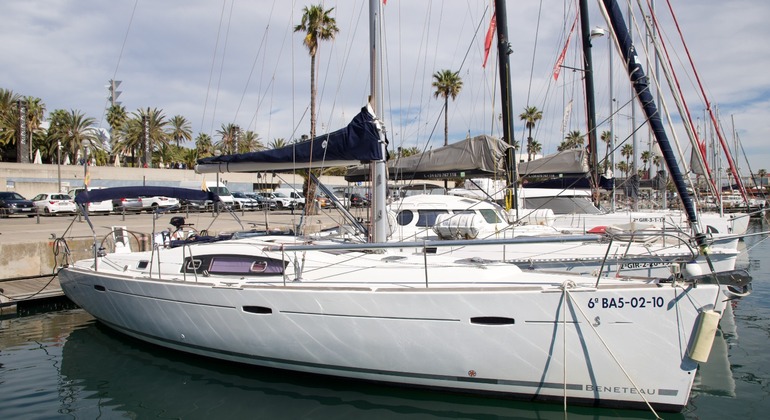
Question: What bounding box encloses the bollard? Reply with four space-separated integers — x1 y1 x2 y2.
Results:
36 208 40 224
122 207 126 221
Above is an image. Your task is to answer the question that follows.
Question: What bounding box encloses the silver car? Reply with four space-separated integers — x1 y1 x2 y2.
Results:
112 196 144 213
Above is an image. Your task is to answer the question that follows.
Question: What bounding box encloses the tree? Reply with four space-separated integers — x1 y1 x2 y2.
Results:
0 89 22 152
640 150 652 178
215 123 239 155
295 4 339 215
616 161 629 177
557 130 585 151
519 106 542 161
114 108 169 167
652 154 662 172
195 133 214 158
169 115 192 147
527 139 542 159
50 109 100 162
269 137 288 149
398 146 421 158
238 130 264 153
432 69 464 147
599 130 613 172
106 104 127 162
23 96 46 162
621 143 634 170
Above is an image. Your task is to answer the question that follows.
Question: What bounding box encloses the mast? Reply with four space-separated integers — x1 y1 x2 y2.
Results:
579 0 601 206
494 0 518 218
601 0 707 247
369 0 388 242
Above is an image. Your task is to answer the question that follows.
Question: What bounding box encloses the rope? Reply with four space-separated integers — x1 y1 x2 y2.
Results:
560 280 662 419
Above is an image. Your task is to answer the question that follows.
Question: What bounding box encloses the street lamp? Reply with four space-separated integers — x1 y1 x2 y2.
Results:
57 139 62 193
590 26 616 211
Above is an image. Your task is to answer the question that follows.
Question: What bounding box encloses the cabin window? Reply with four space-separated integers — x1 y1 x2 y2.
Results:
479 209 504 224
182 255 286 275
416 210 449 227
396 210 414 226
524 197 602 215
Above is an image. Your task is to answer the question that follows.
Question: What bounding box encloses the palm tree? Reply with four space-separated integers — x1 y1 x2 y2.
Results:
53 109 100 162
599 130 613 172
652 154 662 172
239 130 265 153
114 108 169 167
295 4 339 215
558 130 585 151
527 139 542 160
215 123 239 155
621 144 634 170
169 115 192 147
106 104 127 133
519 106 542 161
432 70 463 147
195 133 214 158
269 138 288 149
106 104 127 162
640 150 652 178
22 96 46 163
182 148 199 169
616 161 629 177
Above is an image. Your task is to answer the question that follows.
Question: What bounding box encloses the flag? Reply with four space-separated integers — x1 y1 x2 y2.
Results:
553 14 579 81
482 11 496 68
561 100 573 133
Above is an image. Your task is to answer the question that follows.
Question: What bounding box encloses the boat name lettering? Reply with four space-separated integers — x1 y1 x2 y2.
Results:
631 217 665 223
585 384 657 395
622 262 667 269
587 296 665 309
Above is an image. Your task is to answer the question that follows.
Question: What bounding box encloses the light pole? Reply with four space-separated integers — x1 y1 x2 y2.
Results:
57 140 62 193
590 26 616 211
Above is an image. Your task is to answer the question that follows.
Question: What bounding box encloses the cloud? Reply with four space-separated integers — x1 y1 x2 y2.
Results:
2 0 768 174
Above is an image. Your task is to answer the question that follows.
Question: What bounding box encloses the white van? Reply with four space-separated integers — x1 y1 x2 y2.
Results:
179 180 235 210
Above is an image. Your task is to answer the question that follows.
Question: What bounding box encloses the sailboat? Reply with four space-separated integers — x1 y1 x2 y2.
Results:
59 0 733 412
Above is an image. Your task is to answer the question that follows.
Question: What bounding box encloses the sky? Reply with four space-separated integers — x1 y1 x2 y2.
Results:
2 0 769 176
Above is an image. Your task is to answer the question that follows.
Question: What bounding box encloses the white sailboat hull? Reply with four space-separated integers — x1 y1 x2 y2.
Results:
59 241 720 411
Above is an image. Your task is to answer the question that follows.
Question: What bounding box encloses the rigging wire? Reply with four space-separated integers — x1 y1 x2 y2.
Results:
100 0 138 129
200 0 229 137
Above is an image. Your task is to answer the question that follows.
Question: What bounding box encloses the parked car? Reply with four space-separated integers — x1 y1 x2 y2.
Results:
112 196 144 213
179 198 209 212
315 193 332 209
347 193 370 207
68 187 113 215
0 191 36 218
140 195 180 212
31 193 78 215
330 191 351 208
270 191 297 210
258 192 291 210
275 188 306 208
231 191 259 210
245 192 276 211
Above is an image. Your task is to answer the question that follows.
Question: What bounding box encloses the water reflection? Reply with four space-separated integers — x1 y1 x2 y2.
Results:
60 322 666 420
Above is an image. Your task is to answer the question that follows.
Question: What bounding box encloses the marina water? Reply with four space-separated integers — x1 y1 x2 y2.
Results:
1 219 769 419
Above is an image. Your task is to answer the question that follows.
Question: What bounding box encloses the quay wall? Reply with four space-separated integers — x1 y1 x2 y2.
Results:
0 162 349 198
0 238 96 278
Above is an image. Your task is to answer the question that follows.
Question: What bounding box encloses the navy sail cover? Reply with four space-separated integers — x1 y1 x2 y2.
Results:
196 106 383 173
74 186 221 205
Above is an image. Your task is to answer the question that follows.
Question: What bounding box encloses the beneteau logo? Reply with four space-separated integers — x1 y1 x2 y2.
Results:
584 385 675 396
